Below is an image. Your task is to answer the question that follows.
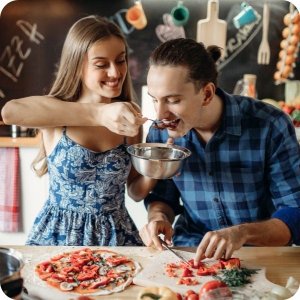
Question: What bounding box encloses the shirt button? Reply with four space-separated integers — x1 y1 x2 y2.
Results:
208 171 213 176
213 198 219 203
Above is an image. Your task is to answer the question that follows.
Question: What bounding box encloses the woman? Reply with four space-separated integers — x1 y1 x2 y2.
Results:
1 15 153 246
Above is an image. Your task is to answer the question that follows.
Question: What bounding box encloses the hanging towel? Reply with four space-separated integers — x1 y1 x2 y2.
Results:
0 147 20 232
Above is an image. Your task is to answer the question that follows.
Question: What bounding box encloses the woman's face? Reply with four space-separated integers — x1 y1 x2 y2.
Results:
81 36 127 102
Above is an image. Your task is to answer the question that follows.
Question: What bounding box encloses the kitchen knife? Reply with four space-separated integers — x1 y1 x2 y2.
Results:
160 239 191 266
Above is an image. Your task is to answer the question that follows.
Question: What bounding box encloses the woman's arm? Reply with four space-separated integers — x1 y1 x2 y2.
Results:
126 126 158 201
1 96 144 136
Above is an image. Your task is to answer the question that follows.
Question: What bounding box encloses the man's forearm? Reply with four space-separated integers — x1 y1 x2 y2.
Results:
148 201 176 224
239 218 291 246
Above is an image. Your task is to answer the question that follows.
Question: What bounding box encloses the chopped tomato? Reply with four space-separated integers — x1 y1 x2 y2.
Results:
184 289 197 298
187 259 202 269
209 261 224 273
51 273 68 282
38 261 52 267
186 294 199 300
70 257 91 268
107 269 119 279
39 273 53 280
196 266 216 276
51 254 64 261
61 266 79 275
182 267 194 277
89 276 110 289
77 271 97 281
198 280 232 299
166 262 179 268
106 256 130 266
166 269 177 277
177 277 199 285
177 293 183 300
220 258 241 270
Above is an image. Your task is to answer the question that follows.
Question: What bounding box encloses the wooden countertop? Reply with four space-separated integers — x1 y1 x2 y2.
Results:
4 246 300 300
0 134 40 148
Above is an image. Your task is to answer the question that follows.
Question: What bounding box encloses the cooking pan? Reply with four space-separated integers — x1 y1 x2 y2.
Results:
0 247 24 299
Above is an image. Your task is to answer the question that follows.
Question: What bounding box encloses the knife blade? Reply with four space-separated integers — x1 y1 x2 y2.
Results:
160 239 191 266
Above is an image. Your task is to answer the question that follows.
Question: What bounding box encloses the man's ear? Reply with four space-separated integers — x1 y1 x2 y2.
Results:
202 83 216 106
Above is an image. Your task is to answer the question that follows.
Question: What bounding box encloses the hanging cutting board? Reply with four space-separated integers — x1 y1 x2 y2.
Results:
196 0 227 56
133 249 279 296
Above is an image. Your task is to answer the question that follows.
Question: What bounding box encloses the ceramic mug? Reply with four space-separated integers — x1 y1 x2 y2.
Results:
125 1 147 30
233 2 257 29
170 1 190 27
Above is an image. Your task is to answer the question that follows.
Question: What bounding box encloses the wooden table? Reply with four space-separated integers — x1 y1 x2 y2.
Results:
5 246 300 300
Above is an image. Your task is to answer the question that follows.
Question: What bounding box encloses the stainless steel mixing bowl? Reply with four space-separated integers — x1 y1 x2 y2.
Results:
127 143 191 179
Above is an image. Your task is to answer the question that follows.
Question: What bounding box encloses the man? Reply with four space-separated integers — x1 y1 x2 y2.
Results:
135 38 300 266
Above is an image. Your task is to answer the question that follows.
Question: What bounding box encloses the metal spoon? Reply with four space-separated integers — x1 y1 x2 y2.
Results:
147 119 166 129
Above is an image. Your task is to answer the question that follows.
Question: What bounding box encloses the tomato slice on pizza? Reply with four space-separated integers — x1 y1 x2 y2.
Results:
35 248 141 295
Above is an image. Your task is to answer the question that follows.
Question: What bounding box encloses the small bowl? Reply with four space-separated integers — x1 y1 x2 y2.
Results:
127 143 191 179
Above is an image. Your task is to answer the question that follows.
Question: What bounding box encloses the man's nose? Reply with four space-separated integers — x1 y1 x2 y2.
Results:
155 102 169 120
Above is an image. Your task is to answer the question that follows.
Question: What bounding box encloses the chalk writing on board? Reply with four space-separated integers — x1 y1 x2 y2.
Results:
218 12 261 71
0 20 44 99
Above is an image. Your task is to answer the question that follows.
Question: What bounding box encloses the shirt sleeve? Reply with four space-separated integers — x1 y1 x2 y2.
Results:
268 115 300 245
272 207 300 245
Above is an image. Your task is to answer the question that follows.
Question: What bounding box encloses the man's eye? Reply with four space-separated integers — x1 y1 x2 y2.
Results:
168 99 180 104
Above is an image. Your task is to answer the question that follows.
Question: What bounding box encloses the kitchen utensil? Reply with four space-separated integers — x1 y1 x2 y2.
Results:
127 143 191 179
0 247 24 299
257 2 270 64
170 1 190 27
196 0 227 56
147 118 163 126
160 240 190 266
125 0 147 30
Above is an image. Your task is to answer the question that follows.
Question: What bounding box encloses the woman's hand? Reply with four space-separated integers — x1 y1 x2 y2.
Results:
101 102 146 136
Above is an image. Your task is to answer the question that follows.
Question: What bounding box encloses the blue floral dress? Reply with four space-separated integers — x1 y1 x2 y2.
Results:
26 128 142 246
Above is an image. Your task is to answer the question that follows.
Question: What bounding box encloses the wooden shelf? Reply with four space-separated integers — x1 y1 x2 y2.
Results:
0 134 40 148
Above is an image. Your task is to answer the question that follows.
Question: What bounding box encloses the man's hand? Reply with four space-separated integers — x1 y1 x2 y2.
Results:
100 102 146 136
139 219 174 251
194 226 246 265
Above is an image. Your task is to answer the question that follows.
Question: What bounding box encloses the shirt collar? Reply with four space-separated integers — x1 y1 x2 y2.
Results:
216 88 242 136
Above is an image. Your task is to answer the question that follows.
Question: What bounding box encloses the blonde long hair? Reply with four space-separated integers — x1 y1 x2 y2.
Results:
33 15 136 176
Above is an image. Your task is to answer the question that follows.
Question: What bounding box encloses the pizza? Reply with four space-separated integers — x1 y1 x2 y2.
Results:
35 247 141 295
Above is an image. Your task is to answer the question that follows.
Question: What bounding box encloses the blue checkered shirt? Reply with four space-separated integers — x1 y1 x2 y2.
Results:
144 88 300 246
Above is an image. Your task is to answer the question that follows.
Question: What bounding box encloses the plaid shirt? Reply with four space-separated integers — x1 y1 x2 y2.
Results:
144 88 300 246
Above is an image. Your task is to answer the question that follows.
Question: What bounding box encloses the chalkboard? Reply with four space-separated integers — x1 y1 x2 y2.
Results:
0 0 298 136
